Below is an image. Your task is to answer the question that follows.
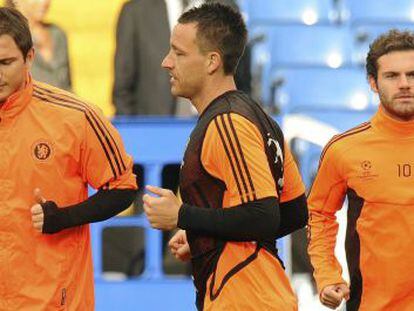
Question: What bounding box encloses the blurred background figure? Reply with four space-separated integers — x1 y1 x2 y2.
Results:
112 0 179 116
6 0 72 91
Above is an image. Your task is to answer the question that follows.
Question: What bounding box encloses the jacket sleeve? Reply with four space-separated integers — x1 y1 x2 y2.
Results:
307 141 347 293
80 103 137 191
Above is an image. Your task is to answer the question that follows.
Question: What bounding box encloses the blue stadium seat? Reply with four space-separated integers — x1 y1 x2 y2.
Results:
267 25 354 68
342 0 414 24
351 23 414 65
271 67 377 113
239 0 338 26
250 25 354 106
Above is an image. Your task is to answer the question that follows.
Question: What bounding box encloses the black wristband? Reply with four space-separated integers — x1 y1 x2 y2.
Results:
41 201 68 234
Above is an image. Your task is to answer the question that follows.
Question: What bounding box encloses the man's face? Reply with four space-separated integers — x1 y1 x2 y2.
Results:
370 50 414 121
161 23 208 99
0 34 33 104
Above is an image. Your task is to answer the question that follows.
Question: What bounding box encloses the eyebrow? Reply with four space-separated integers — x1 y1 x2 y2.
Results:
171 43 185 53
0 56 17 62
382 70 414 75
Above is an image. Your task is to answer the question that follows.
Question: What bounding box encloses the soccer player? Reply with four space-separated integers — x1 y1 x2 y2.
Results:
0 7 137 310
143 3 308 310
308 29 414 310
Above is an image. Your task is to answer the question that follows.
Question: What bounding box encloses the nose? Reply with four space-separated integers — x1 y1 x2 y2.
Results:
398 74 410 89
161 51 173 69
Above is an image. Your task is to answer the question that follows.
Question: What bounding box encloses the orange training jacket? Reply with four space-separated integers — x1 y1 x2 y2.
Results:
308 106 414 311
0 76 136 310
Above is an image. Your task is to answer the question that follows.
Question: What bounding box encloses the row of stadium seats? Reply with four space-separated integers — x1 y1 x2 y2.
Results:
240 0 414 26
251 23 413 108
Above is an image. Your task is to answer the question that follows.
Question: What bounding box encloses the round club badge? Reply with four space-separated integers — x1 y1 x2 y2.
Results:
32 140 53 162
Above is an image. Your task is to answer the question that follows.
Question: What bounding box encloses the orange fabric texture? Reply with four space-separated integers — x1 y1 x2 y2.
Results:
201 113 304 310
0 77 136 310
308 106 414 310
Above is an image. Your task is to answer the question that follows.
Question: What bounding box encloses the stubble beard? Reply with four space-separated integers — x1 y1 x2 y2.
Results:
380 92 414 121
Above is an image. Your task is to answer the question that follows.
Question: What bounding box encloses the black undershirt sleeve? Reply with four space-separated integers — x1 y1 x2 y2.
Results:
177 197 280 241
41 188 137 234
276 193 308 239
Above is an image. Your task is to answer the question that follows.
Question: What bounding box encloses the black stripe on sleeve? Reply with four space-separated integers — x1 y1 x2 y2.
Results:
226 113 257 200
214 117 245 203
219 114 251 201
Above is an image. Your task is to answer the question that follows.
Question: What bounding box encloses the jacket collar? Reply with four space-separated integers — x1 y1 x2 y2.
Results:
0 74 33 120
371 105 414 138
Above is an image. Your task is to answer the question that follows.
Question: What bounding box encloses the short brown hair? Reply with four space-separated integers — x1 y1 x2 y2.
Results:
366 29 414 81
0 7 33 59
178 2 247 75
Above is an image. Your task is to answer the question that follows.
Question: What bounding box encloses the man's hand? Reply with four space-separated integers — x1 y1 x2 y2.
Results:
31 188 46 232
143 185 181 230
320 283 350 309
169 229 191 262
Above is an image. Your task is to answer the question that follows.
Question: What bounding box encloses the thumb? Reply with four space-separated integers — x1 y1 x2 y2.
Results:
34 188 46 204
146 185 171 197
340 285 350 300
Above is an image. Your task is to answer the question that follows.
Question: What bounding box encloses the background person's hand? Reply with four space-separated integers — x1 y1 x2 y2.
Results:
320 283 350 309
169 229 191 262
143 185 181 230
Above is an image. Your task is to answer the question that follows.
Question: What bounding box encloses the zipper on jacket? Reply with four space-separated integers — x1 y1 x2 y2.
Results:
61 288 66 306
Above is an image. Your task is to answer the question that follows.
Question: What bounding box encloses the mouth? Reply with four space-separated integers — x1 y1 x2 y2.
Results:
395 93 414 99
169 73 177 82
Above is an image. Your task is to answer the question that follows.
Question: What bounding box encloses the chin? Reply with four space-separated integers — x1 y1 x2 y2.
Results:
392 108 414 120
171 88 185 98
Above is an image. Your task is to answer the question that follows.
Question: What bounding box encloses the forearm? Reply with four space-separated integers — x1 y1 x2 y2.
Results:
308 208 344 292
177 197 280 241
276 193 308 239
42 188 137 233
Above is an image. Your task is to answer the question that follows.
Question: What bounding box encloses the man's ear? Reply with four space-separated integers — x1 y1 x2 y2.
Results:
24 47 35 69
368 75 379 94
206 51 222 75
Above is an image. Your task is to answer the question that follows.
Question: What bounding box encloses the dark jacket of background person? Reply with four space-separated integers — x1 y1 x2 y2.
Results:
113 0 175 115
32 22 72 91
